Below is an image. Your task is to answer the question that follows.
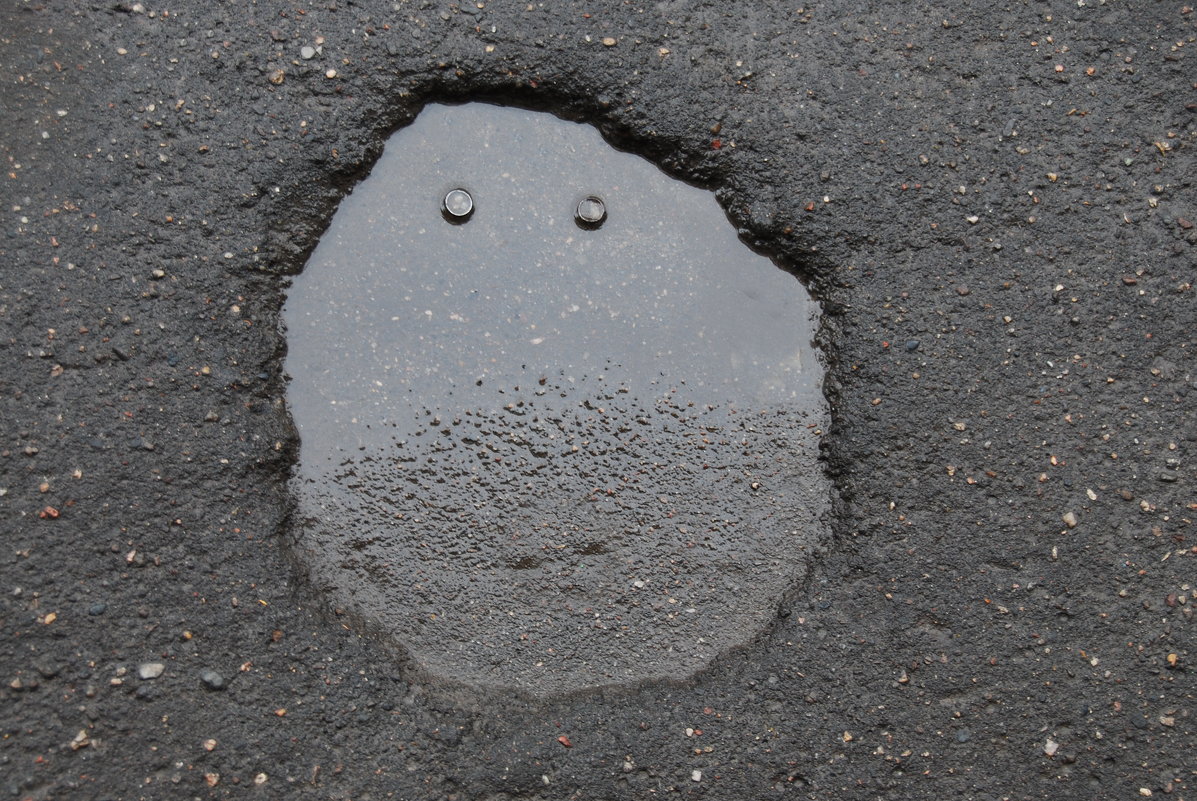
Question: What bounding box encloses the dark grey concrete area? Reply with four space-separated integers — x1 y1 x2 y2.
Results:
1 1 1194 799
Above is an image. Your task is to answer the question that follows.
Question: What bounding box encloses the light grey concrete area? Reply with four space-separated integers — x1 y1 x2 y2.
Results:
285 103 827 695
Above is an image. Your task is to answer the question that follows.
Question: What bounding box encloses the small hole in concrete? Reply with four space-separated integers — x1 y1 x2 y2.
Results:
283 102 829 696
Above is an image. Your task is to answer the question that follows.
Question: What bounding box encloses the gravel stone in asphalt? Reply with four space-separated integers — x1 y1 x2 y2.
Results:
137 662 165 681
199 669 226 691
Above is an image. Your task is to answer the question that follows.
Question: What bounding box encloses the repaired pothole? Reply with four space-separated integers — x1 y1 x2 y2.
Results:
282 102 829 696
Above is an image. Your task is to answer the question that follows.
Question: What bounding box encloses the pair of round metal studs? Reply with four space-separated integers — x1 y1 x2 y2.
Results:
441 189 607 229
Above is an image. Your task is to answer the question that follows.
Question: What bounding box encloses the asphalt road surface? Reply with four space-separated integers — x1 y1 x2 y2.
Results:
1 2 1194 799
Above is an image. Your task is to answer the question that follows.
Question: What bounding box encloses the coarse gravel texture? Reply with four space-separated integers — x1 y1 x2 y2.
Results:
1 2 1195 800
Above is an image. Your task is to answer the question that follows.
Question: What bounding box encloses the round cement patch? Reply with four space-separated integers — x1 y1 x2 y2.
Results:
283 103 829 696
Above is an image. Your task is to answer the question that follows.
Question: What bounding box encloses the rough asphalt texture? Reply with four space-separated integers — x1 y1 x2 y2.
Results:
1 1 1194 799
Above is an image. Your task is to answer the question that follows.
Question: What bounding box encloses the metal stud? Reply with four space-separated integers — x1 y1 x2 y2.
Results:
575 195 607 229
442 188 474 223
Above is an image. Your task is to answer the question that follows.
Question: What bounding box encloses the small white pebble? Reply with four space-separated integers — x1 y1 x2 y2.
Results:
137 662 165 680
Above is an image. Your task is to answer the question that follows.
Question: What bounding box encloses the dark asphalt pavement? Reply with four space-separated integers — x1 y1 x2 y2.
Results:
1 2 1194 799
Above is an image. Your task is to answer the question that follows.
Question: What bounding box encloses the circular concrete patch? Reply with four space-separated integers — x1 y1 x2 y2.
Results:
283 103 829 696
